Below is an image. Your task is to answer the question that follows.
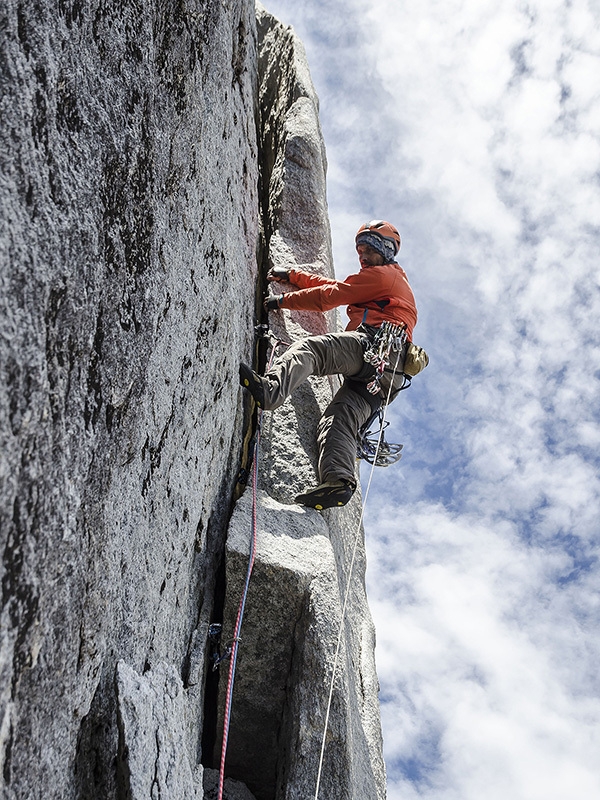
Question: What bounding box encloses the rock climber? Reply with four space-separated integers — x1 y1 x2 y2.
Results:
239 220 418 510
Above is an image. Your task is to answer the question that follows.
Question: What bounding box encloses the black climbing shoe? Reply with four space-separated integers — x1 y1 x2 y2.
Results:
295 480 355 510
239 363 266 407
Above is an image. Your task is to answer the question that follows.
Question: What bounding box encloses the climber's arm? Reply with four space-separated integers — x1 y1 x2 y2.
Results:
287 267 337 289
280 268 388 313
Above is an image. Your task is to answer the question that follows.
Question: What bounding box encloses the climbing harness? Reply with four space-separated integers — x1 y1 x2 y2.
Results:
313 350 401 800
362 321 408 395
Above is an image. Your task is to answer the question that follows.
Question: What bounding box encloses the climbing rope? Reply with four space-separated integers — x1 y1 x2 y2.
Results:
217 338 283 800
313 354 401 800
217 415 260 800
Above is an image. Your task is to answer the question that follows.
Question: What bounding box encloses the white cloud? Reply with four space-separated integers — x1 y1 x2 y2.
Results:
366 503 600 799
563 49 600 107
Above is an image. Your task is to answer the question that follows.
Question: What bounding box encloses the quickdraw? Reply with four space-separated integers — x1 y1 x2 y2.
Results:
363 321 408 395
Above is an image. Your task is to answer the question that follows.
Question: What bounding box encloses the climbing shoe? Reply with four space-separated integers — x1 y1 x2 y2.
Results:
295 480 355 510
239 363 266 407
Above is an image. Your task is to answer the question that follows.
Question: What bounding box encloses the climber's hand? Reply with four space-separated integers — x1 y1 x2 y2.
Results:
264 294 283 312
267 267 290 282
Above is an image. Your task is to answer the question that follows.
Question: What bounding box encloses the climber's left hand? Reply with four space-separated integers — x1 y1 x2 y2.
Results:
264 294 283 311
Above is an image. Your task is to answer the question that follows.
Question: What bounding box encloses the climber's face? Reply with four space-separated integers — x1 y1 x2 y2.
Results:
356 243 386 269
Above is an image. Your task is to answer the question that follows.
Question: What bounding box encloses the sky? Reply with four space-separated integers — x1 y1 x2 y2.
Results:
262 1 600 798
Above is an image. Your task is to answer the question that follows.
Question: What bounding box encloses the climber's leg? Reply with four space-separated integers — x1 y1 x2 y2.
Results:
294 384 372 510
240 331 366 410
316 382 373 487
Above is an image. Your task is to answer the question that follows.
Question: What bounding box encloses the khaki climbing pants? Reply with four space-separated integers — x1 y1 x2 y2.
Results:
261 331 406 486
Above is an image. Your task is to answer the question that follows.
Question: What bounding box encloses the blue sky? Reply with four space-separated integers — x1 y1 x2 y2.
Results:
262 1 600 798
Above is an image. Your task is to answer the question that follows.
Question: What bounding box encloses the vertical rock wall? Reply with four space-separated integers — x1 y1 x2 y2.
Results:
214 6 386 800
0 1 259 798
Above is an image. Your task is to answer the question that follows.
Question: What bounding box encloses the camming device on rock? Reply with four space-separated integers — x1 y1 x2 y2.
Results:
208 623 235 671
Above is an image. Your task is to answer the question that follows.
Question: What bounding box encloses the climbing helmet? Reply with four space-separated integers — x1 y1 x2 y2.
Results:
355 220 401 262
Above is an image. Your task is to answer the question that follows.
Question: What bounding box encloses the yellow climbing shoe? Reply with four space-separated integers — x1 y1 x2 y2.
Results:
239 363 265 407
295 481 355 510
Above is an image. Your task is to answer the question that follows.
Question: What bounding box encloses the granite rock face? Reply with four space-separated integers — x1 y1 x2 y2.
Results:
1 0 258 797
0 1 386 798
116 661 203 800
212 7 386 800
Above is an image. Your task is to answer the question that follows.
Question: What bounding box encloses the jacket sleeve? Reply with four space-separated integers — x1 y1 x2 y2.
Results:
288 268 337 289
281 268 391 313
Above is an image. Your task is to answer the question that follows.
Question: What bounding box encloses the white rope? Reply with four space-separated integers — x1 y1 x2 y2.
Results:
313 359 400 800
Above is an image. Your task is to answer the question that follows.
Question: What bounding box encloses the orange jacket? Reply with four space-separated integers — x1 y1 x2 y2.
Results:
280 263 418 340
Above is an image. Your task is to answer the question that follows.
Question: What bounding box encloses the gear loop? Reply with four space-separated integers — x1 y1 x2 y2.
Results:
362 321 408 395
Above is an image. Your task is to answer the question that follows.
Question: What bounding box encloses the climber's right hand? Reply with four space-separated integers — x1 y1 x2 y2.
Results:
267 267 290 282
